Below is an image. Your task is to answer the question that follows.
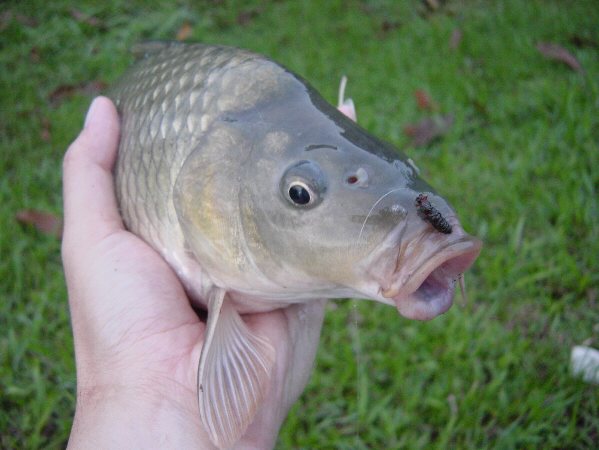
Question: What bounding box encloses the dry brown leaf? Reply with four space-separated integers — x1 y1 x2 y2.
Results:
450 28 462 50
425 0 441 10
176 22 193 41
0 11 12 30
404 114 454 147
0 11 38 30
16 209 63 239
381 19 401 34
40 117 51 142
48 80 107 107
237 9 261 26
537 42 583 73
414 89 438 111
29 46 41 62
70 9 102 27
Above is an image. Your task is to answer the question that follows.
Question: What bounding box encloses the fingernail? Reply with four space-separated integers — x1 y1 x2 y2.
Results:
84 97 101 128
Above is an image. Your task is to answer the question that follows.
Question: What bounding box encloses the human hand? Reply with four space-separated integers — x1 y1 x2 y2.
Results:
62 97 326 449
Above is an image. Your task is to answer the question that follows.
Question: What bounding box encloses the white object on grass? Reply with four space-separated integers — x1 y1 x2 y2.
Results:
570 345 599 384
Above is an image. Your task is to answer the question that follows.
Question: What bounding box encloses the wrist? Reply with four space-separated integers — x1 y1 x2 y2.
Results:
68 382 211 449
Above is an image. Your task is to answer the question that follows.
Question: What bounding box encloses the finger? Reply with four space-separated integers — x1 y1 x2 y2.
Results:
62 96 123 247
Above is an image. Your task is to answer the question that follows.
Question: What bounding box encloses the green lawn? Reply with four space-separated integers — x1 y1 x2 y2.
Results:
1 0 598 448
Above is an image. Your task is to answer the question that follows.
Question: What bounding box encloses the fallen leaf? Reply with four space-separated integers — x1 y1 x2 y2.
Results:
424 0 441 10
40 117 51 142
449 28 462 50
414 89 438 111
381 19 401 33
30 46 41 63
48 80 107 107
176 22 193 41
0 11 38 30
237 8 261 26
70 9 102 27
537 42 583 73
16 209 63 239
0 11 13 31
404 114 454 147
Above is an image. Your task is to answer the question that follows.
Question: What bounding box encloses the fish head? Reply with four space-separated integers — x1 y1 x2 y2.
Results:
175 67 480 319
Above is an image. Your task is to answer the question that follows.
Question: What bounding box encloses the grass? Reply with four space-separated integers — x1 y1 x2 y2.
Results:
1 0 598 448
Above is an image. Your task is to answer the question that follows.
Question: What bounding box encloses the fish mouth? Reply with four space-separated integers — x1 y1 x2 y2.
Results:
381 231 482 321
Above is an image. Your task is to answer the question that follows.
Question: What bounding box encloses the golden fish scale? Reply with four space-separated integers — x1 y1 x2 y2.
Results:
111 44 261 248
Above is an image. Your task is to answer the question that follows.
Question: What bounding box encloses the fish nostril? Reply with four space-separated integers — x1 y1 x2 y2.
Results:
345 167 369 187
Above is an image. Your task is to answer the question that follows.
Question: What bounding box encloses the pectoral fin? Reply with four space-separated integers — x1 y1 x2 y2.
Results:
197 288 275 449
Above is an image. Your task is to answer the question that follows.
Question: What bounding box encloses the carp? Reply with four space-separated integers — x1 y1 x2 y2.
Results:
110 42 481 448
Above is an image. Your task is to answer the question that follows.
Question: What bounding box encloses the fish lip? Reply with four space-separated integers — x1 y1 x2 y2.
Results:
382 233 482 321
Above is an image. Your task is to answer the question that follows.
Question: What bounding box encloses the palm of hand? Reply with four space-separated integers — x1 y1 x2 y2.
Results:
71 228 203 391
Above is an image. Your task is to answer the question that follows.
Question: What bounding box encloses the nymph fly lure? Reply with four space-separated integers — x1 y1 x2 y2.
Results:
415 193 453 234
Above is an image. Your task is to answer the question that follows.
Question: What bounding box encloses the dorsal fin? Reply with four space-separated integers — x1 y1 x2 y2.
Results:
130 41 184 60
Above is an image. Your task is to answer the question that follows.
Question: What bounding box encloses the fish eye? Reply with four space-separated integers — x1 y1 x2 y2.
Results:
288 182 312 205
280 160 326 208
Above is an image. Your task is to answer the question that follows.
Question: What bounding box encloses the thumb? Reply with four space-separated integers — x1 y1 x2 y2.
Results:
62 96 123 252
